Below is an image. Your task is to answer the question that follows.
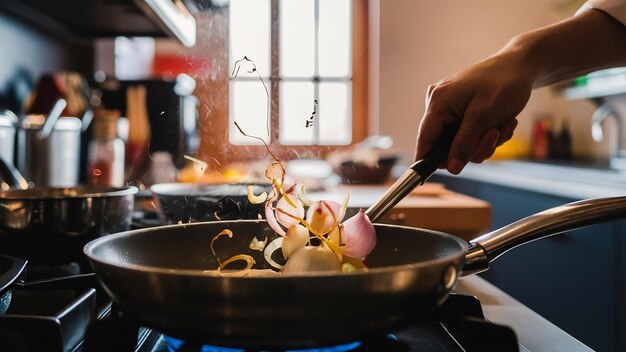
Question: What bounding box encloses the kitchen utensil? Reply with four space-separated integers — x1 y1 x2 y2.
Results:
83 196 626 349
0 158 28 190
0 109 18 165
0 186 137 264
80 126 598 347
37 98 66 139
150 182 272 224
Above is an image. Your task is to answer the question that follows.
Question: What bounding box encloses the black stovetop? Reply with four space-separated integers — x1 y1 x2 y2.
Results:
82 294 518 352
0 259 519 352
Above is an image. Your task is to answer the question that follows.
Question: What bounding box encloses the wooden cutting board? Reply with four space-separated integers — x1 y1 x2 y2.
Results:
313 183 491 240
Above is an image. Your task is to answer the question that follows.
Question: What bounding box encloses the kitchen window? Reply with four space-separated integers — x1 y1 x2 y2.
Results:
228 0 362 146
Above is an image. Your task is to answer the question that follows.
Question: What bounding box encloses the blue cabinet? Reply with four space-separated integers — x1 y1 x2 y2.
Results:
432 174 620 352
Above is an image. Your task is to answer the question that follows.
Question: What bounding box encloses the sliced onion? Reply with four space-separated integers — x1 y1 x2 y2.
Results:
247 185 268 204
210 229 234 264
296 183 312 207
265 185 286 236
338 193 350 222
341 209 376 259
282 246 342 275
275 198 304 228
249 236 267 251
305 200 340 235
218 254 255 277
274 208 343 262
282 224 310 259
264 237 285 270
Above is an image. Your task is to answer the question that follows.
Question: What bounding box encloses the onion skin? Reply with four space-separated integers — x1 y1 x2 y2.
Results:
275 197 304 228
282 246 342 275
341 209 376 259
282 224 310 259
305 200 341 234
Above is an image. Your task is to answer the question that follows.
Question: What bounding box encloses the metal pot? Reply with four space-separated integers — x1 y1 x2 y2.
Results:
16 114 82 188
0 110 17 165
0 186 137 264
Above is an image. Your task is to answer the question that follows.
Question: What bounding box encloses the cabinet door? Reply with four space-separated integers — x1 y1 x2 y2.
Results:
435 176 617 352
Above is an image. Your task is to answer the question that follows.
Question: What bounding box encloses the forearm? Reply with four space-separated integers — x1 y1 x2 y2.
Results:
501 9 626 87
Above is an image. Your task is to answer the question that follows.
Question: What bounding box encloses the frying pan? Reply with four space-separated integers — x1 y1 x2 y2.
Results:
84 129 626 348
84 197 626 349
150 182 272 224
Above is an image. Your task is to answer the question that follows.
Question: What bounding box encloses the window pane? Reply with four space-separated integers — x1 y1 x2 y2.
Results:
229 81 271 144
279 82 315 145
229 0 271 77
319 82 351 144
279 0 315 78
319 0 351 78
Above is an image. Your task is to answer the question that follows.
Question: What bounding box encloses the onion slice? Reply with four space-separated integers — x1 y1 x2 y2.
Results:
265 185 286 236
264 237 285 270
218 254 256 277
210 229 234 265
249 236 267 251
247 185 268 204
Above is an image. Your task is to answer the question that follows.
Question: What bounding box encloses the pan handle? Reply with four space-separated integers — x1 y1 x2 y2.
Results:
365 126 457 222
462 195 626 275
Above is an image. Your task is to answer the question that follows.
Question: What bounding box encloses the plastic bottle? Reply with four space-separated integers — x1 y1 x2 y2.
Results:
88 109 125 187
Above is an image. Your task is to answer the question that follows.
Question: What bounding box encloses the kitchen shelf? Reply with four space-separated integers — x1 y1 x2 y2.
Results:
0 0 172 43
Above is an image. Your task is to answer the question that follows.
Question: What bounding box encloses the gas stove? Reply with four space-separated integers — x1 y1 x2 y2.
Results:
81 293 517 352
0 262 591 352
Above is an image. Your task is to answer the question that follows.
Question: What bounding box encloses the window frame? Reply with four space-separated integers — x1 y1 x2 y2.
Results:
197 0 369 167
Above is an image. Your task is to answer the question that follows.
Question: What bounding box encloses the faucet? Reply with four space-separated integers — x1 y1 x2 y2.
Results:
591 102 626 170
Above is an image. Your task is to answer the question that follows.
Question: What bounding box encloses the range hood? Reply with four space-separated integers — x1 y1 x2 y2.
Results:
0 0 198 47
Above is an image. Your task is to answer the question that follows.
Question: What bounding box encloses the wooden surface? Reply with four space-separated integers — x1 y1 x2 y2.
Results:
310 183 491 240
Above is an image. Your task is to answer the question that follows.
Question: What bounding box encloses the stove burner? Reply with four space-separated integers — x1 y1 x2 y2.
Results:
164 336 362 352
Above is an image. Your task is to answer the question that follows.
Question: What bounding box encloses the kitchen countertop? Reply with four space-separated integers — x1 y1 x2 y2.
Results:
310 183 491 240
456 276 593 351
438 160 626 200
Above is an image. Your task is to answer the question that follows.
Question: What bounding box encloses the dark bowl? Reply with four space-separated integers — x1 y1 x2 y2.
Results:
150 183 272 224
334 156 399 184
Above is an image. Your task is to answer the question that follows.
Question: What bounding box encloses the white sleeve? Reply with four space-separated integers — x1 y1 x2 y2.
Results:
577 0 626 25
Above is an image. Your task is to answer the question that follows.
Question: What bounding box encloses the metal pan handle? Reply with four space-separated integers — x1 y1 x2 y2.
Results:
463 195 626 275
365 126 457 222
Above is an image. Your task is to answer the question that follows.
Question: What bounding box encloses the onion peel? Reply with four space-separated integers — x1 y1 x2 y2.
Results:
264 237 285 269
217 254 256 276
210 229 234 265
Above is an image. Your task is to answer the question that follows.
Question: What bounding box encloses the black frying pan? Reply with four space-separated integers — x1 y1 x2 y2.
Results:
83 196 626 349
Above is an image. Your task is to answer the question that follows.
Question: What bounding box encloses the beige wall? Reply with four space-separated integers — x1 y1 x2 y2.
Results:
380 0 608 164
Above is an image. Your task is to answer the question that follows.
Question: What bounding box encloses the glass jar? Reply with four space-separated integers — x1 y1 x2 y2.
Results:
88 109 125 187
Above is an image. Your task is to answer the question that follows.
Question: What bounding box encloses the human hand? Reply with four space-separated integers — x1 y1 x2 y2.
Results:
415 52 535 174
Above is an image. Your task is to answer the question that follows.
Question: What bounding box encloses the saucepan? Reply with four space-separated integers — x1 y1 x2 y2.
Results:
0 185 137 264
83 128 626 348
